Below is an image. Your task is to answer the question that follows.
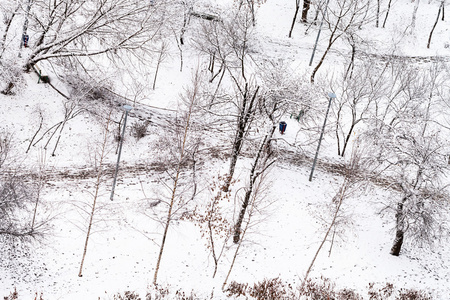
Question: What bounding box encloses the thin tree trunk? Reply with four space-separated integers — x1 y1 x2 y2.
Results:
153 60 161 90
32 122 62 147
427 2 444 49
411 0 420 33
210 65 226 107
301 178 347 290
223 86 259 192
344 43 356 80
26 113 44 154
153 73 199 285
223 165 268 290
0 5 20 60
376 0 381 27
288 1 301 38
311 41 334 83
335 106 343 156
382 0 393 28
341 120 359 157
233 135 268 243
78 112 112 277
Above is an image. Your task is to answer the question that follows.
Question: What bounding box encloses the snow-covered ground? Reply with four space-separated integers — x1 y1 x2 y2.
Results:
1 0 450 299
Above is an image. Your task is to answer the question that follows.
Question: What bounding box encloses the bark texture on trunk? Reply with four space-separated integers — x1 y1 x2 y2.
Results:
390 200 405 256
301 0 311 22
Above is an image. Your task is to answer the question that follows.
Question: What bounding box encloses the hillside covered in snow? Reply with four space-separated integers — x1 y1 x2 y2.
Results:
1 0 450 299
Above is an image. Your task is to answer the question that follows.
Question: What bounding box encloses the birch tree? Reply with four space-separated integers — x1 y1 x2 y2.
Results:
152 71 204 285
78 111 113 277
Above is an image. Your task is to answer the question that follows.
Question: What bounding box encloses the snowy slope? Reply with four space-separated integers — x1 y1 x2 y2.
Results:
1 0 450 299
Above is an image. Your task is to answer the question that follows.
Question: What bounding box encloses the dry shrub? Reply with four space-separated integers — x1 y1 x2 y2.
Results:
225 277 295 300
131 120 150 140
114 291 141 300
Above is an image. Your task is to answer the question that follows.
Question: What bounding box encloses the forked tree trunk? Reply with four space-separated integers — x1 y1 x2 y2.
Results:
223 86 259 192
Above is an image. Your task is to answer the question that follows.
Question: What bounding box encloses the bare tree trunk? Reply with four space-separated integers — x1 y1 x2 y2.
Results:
301 0 311 23
31 158 46 230
223 161 270 290
0 5 20 60
376 0 381 27
382 0 393 28
78 112 112 277
153 72 200 285
311 40 334 83
223 86 260 192
427 2 444 49
411 0 420 33
301 147 362 290
153 42 167 90
301 181 346 289
233 135 269 243
288 0 301 38
390 200 406 256
26 112 44 154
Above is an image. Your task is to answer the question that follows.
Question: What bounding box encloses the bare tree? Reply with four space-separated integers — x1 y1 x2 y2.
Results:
387 133 448 256
330 58 387 157
310 0 373 83
0 131 49 244
410 0 420 33
427 1 445 48
194 7 261 192
233 132 276 243
0 2 20 60
288 0 301 38
222 154 273 290
152 40 169 90
187 175 234 278
360 59 450 255
301 143 365 289
18 0 165 70
153 71 204 285
78 111 113 277
382 0 394 28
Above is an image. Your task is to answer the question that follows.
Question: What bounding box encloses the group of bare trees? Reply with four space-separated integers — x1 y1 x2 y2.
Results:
0 131 48 248
326 55 450 255
2 0 450 296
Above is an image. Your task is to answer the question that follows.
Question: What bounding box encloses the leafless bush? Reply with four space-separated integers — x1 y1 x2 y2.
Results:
3 287 18 300
0 59 24 95
0 132 49 248
224 281 248 298
368 283 432 300
249 277 295 300
114 291 141 300
368 282 395 299
131 120 150 140
225 277 295 300
299 276 338 300
396 289 432 300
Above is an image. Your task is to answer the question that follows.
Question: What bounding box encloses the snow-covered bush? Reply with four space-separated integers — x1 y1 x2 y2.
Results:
0 59 25 95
